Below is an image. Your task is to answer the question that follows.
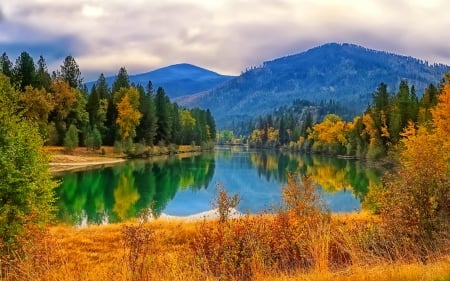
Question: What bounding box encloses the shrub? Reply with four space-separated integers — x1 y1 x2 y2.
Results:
212 183 240 223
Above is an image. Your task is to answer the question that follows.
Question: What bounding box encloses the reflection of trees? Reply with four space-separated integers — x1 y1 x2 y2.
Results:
113 167 140 221
248 151 382 201
56 152 215 224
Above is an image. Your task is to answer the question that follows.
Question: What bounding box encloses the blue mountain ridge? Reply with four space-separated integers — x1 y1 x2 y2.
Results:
84 63 235 98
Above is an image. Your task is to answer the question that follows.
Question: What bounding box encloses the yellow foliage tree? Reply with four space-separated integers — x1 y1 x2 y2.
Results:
116 88 142 141
432 75 450 158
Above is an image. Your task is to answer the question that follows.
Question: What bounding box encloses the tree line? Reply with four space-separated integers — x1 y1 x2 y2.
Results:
0 51 216 153
246 77 448 159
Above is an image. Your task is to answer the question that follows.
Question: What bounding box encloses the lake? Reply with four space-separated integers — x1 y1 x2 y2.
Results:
55 147 383 225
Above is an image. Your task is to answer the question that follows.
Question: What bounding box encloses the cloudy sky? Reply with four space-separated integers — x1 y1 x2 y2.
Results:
1 0 449 81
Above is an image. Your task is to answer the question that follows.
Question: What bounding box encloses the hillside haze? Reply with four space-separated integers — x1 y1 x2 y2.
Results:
85 63 235 98
176 43 450 128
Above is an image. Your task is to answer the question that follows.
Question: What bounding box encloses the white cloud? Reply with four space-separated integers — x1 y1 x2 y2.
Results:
1 0 449 80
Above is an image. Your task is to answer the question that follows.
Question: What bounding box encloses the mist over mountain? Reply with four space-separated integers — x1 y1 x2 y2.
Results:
175 43 450 128
85 63 235 98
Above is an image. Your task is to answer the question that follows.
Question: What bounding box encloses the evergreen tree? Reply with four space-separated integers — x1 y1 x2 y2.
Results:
419 83 439 124
87 85 100 127
155 87 172 144
36 55 51 91
136 82 158 145
111 67 130 94
0 52 13 78
59 55 83 89
12 51 37 91
206 109 216 141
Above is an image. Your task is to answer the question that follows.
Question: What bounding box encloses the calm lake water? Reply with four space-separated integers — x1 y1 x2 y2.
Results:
55 147 383 225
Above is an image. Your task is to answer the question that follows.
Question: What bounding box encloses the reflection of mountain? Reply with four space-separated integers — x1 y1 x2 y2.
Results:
55 153 215 224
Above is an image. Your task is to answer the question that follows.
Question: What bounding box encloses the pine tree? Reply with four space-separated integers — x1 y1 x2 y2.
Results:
36 55 51 91
12 51 37 91
136 82 158 145
59 55 83 89
0 52 13 78
155 87 172 144
111 67 130 94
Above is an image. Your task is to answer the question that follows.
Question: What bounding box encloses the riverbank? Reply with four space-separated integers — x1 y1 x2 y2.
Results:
46 145 208 173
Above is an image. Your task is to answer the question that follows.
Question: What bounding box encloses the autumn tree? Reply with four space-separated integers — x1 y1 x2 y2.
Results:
19 86 55 137
379 123 450 258
431 73 450 157
310 114 348 154
116 87 142 142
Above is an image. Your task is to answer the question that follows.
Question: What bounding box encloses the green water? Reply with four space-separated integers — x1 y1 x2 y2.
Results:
55 148 383 225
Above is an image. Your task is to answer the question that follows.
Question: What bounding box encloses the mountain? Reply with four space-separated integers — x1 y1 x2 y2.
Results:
85 63 235 98
175 43 450 128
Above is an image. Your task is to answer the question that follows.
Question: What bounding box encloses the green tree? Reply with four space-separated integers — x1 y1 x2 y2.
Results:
0 52 13 78
36 55 51 91
206 109 216 141
85 126 102 150
12 51 37 91
155 87 172 144
112 67 130 94
59 55 83 89
64 124 79 152
179 109 196 144
0 73 57 251
136 82 158 145
418 83 439 125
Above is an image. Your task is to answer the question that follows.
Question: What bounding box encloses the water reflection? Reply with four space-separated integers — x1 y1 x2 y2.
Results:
55 149 383 225
56 153 215 225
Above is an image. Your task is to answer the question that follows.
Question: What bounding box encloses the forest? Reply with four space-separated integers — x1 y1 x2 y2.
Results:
0 51 216 155
245 79 444 159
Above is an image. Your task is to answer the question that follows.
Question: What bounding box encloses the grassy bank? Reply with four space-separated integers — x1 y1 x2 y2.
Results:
2 214 449 281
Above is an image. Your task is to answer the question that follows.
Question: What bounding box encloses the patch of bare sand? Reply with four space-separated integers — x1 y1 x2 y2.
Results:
50 154 125 173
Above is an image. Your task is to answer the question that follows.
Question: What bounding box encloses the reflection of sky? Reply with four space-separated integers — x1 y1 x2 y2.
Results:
164 151 361 216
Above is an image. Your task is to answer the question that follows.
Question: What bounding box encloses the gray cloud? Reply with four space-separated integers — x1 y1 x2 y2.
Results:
1 0 449 81
0 7 4 22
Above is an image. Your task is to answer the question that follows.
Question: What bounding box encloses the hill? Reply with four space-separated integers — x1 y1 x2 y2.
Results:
85 63 235 98
175 43 450 128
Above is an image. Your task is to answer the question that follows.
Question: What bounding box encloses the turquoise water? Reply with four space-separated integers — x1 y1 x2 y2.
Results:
55 148 382 225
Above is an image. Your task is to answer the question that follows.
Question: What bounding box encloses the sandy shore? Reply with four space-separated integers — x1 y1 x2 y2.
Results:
158 208 243 221
50 154 125 173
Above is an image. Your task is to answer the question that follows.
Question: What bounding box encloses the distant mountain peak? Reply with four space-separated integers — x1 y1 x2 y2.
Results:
177 43 450 128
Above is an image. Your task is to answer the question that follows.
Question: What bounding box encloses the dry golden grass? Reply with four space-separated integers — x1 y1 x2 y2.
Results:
2 214 449 281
